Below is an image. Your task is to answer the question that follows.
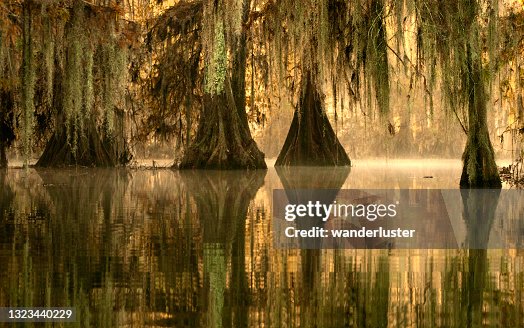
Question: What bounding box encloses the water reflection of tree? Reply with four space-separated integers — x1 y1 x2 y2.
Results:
437 190 513 328
0 169 129 323
276 165 349 273
3 168 524 326
181 170 266 328
36 169 130 324
36 169 128 258
0 170 14 243
274 167 391 327
350 254 390 328
460 190 498 327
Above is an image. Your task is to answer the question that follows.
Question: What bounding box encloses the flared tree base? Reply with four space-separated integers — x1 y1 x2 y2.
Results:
275 74 350 167
459 140 501 188
36 122 115 167
179 93 266 170
180 139 266 170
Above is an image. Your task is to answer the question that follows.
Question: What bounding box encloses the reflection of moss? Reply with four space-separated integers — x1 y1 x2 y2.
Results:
204 243 226 328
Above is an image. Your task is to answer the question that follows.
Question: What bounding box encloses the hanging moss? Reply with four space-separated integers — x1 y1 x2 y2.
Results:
179 0 267 169
43 13 54 105
36 0 130 167
83 45 94 126
412 0 502 187
102 40 127 134
260 0 393 118
63 2 84 157
99 38 129 166
21 1 35 166
204 19 227 95
367 0 390 115
316 0 330 80
224 0 243 38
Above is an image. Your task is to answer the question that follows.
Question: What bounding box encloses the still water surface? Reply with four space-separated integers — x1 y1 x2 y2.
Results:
0 160 523 327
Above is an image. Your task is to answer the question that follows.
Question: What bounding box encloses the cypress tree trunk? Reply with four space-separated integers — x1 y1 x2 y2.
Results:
104 107 132 165
460 45 501 188
0 89 15 168
179 0 266 170
179 78 266 169
276 72 351 166
393 111 415 156
36 60 115 167
37 119 116 167
35 2 124 168
21 0 34 167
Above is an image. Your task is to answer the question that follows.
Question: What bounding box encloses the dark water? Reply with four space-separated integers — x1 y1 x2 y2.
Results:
1 160 523 327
